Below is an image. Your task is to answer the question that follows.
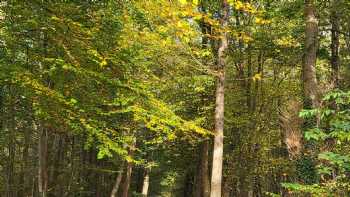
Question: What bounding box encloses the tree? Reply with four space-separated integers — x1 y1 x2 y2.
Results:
210 0 229 196
303 0 319 109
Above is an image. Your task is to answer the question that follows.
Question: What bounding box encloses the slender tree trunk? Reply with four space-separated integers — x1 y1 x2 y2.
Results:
7 122 15 197
303 0 319 108
195 142 209 197
38 29 49 197
6 86 16 197
195 140 210 197
38 127 48 197
330 0 340 87
20 128 31 197
121 161 133 197
210 1 229 197
86 149 96 195
194 76 208 197
141 168 150 196
198 4 211 196
121 139 135 197
50 135 64 196
194 169 202 197
201 141 210 197
183 171 194 196
110 162 125 197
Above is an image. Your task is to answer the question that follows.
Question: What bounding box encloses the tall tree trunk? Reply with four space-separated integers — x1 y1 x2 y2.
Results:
7 121 15 197
183 171 194 196
50 135 65 196
141 168 150 196
330 0 340 87
121 161 133 197
194 169 202 197
303 0 319 108
295 0 320 185
38 29 49 197
210 1 229 197
198 4 211 196
20 127 31 197
201 141 210 197
6 86 16 197
195 140 210 197
38 127 48 197
121 139 135 197
210 25 226 197
110 162 125 197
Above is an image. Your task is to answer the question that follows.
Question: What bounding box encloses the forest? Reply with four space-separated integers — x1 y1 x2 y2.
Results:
1 0 350 196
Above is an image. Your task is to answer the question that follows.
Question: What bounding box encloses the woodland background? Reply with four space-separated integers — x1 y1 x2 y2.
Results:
1 0 350 196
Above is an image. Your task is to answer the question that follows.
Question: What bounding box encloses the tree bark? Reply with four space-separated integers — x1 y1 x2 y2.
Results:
20 127 31 197
7 122 15 197
110 162 125 197
330 0 340 87
302 0 319 108
195 140 210 197
6 86 16 197
38 127 48 197
183 171 194 196
201 140 210 197
121 139 135 197
198 4 211 197
210 1 229 197
121 161 133 197
141 168 150 196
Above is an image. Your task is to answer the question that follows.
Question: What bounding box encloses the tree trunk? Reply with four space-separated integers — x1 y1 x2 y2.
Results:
201 140 210 197
110 162 125 197
194 169 202 197
330 0 340 87
7 124 15 197
141 168 150 196
6 86 16 197
183 171 194 196
20 127 31 197
38 127 48 197
121 161 133 197
210 1 229 197
303 0 319 108
210 40 226 197
195 140 210 197
199 4 211 197
121 139 135 197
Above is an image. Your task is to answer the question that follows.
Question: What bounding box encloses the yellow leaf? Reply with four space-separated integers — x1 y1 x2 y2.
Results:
100 59 107 67
179 0 187 5
253 73 262 81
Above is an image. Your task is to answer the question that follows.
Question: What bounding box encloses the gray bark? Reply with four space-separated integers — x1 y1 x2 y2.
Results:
141 169 150 196
210 0 229 196
38 127 48 197
110 163 125 197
